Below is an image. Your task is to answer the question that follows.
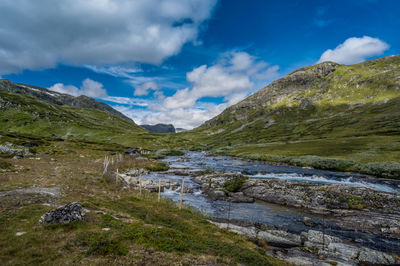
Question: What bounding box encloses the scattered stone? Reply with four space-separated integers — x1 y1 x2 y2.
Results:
124 148 140 156
0 142 32 157
39 202 84 225
303 216 317 227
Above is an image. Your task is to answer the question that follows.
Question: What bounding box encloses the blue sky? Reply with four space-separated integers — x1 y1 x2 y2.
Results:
1 0 399 128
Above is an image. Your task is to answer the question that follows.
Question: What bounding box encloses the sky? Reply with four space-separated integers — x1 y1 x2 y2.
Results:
0 0 399 129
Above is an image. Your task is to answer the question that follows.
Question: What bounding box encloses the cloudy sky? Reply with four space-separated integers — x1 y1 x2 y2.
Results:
1 0 399 129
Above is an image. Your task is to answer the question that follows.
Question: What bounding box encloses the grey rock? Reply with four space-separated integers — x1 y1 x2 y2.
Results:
39 202 84 225
124 148 140 156
208 190 226 200
227 192 255 203
303 216 317 227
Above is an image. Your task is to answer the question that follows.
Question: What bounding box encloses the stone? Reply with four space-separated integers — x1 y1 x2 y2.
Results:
15 232 26 236
39 202 84 225
303 216 317 227
258 230 302 248
208 190 226 200
124 148 140 156
228 192 255 203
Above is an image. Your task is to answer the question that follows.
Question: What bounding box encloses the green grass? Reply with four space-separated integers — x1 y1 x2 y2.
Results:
0 146 283 265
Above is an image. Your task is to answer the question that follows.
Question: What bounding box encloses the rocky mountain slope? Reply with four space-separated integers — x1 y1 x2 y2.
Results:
0 79 147 144
185 55 400 176
198 55 400 140
0 79 131 121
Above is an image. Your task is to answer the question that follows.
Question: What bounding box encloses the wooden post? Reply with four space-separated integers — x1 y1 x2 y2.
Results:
179 178 185 210
139 177 142 197
227 200 231 230
116 168 119 184
158 179 161 202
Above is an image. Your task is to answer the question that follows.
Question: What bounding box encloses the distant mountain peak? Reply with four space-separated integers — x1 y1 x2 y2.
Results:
140 124 176 133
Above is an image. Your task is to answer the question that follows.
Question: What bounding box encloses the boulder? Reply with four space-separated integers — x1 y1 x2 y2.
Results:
125 148 140 156
39 202 84 225
228 192 255 203
207 190 226 201
303 216 317 227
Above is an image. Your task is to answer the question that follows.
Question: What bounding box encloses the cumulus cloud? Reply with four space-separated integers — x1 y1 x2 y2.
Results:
49 78 107 98
318 36 389 64
0 0 217 74
134 81 159 96
114 51 280 129
162 51 280 110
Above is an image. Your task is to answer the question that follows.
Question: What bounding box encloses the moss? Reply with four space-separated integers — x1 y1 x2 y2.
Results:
145 162 169 172
0 159 12 169
224 176 248 192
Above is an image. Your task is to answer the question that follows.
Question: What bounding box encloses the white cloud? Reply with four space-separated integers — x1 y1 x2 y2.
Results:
0 0 217 74
116 103 228 129
111 51 280 129
318 36 389 64
49 78 107 98
134 81 159 96
85 65 142 79
102 96 149 107
162 51 280 110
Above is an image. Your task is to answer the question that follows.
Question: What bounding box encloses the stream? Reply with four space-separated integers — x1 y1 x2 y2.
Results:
142 151 400 254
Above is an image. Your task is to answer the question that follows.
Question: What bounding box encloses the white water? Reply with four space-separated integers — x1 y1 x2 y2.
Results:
250 173 400 193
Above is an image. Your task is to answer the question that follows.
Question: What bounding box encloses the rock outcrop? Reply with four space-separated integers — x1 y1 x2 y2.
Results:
39 202 84 225
211 221 399 265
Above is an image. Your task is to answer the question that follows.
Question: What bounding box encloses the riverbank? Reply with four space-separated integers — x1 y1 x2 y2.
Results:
137 151 400 265
0 141 282 265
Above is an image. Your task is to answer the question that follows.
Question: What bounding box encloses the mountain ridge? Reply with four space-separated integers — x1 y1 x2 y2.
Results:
0 79 132 122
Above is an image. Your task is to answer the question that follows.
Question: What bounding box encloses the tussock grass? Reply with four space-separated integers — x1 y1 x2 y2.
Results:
0 142 284 265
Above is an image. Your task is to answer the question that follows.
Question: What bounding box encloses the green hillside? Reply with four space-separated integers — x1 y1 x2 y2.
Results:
183 55 400 178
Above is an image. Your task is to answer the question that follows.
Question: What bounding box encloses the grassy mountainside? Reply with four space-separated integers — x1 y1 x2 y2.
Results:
0 88 146 144
0 80 196 149
141 124 176 133
184 55 400 178
0 79 131 121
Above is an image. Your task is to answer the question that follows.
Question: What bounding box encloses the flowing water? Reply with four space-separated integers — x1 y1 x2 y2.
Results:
142 151 400 253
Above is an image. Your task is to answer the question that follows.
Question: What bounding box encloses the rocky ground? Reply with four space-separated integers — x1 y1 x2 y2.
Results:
210 221 399 265
188 170 400 265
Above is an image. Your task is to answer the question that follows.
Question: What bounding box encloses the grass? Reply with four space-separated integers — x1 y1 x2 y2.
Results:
0 141 284 265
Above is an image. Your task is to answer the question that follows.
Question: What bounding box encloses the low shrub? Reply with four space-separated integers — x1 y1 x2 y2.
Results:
145 162 169 172
355 162 400 179
0 159 12 169
224 176 248 192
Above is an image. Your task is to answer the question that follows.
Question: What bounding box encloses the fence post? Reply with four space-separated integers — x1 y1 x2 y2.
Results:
139 177 142 197
116 168 119 184
179 178 185 210
158 179 161 202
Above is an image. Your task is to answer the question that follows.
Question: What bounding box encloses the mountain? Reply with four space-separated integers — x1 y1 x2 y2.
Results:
0 79 146 144
141 124 176 133
175 128 188 133
0 79 131 121
186 55 400 176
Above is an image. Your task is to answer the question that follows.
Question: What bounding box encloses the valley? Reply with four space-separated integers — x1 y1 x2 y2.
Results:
1 55 400 265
